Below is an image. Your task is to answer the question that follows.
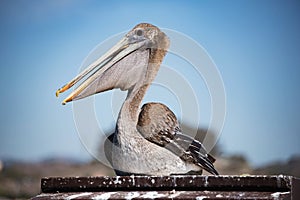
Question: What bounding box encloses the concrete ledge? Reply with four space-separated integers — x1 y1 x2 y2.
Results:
32 175 300 199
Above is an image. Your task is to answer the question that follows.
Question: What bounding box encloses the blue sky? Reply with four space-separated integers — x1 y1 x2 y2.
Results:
0 0 299 167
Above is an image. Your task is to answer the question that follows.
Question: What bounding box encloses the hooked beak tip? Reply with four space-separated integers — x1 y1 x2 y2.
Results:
56 81 76 98
61 95 73 105
56 90 60 97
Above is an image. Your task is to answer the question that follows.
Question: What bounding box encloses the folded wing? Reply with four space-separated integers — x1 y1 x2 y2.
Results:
137 102 219 175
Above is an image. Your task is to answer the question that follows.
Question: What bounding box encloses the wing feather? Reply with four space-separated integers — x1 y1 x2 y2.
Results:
137 102 219 175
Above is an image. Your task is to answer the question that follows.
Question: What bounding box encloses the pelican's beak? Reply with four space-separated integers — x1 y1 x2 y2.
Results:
56 34 148 105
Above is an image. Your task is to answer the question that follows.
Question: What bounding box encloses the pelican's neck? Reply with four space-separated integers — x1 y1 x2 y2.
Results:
116 48 168 137
117 83 149 133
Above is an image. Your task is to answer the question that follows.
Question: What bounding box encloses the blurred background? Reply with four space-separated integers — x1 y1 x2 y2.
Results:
0 0 300 199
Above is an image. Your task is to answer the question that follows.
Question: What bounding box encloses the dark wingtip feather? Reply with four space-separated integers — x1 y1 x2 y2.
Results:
207 154 216 163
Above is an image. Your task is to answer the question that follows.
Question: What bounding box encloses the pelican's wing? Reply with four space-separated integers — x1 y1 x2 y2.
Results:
169 133 219 175
137 103 219 175
148 130 219 175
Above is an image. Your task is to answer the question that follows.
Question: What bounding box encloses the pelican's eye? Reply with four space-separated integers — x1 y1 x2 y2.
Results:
136 29 144 36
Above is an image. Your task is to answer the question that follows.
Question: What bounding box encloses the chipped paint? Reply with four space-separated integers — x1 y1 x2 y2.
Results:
196 196 208 200
66 192 92 200
204 176 209 187
92 192 117 200
130 175 135 186
271 191 290 198
173 176 177 187
239 192 245 197
168 191 185 198
35 193 60 198
140 191 166 198
113 176 122 184
276 174 286 188
125 192 140 199
169 189 176 194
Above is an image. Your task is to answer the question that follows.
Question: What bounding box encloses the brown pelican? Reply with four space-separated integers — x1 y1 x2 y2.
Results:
56 23 219 175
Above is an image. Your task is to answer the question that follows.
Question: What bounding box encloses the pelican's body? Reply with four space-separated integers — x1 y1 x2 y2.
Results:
56 23 218 175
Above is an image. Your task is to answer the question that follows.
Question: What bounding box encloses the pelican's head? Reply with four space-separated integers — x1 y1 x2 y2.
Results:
56 23 169 104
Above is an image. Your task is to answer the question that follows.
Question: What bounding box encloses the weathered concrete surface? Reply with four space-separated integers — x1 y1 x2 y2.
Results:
32 175 299 199
33 191 291 200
